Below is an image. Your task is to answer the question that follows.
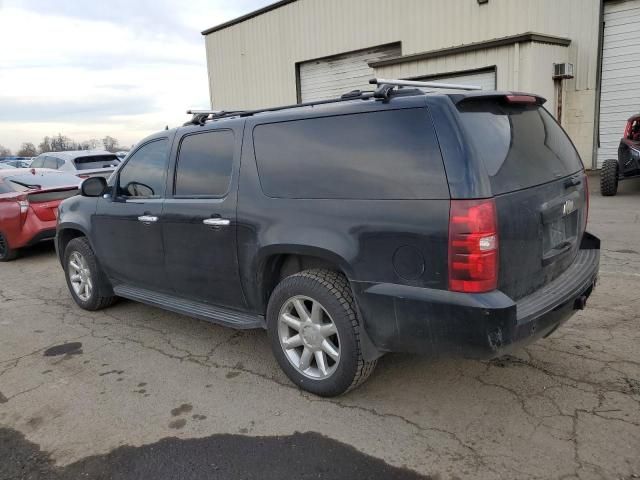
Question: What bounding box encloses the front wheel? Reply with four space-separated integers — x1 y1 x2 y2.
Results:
267 269 376 397
63 237 116 311
600 159 619 196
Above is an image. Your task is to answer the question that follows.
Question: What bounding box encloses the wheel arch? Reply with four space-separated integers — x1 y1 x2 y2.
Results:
56 224 89 265
256 247 383 362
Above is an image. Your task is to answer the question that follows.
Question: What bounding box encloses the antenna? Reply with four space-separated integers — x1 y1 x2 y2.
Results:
370 78 482 91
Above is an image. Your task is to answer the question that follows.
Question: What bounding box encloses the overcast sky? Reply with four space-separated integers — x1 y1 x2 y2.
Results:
0 0 273 152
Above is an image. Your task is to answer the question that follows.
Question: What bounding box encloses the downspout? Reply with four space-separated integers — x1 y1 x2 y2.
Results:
592 0 606 170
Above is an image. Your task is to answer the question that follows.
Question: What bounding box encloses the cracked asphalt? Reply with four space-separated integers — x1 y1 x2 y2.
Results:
1 175 639 480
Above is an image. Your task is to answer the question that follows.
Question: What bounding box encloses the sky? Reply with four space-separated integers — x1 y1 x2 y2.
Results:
0 0 273 152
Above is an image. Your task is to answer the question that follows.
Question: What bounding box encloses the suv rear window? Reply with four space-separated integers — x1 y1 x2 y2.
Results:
253 108 448 199
457 101 584 194
74 155 120 171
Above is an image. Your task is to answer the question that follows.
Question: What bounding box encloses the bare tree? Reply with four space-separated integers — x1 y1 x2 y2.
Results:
17 142 37 157
102 136 119 153
0 145 11 157
38 136 52 154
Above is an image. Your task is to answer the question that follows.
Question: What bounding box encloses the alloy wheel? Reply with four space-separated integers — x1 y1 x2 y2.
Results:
277 295 341 380
68 251 93 301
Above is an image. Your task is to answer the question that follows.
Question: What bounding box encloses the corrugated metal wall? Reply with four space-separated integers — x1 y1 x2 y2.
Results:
205 0 599 108
204 0 601 164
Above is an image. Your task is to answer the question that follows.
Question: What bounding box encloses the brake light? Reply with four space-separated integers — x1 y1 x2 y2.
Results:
448 199 499 293
584 173 590 226
505 95 538 104
624 120 632 139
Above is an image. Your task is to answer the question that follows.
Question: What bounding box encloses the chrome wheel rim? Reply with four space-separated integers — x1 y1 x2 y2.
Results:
278 295 340 380
68 251 93 301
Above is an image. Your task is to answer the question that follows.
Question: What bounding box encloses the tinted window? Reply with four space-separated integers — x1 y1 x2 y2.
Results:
175 130 234 197
253 109 448 199
118 139 169 198
457 101 584 194
74 155 120 171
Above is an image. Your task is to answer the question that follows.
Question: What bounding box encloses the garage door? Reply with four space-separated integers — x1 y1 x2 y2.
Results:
598 0 640 167
298 44 401 102
414 69 497 91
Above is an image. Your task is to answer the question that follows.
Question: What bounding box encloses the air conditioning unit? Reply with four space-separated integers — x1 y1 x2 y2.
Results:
553 63 574 80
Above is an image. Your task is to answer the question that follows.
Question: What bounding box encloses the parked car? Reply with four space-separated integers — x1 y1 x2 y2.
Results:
0 169 80 261
30 151 120 179
600 114 640 196
56 81 600 396
1 158 32 168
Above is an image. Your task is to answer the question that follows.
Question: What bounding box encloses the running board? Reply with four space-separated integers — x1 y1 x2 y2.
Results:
113 284 265 330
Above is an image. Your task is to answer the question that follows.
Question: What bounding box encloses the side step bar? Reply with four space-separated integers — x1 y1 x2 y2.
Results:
113 284 265 330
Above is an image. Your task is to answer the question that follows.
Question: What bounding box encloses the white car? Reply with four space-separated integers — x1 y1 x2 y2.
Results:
30 151 121 178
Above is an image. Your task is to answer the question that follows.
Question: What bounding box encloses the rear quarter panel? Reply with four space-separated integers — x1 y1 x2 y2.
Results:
236 102 450 316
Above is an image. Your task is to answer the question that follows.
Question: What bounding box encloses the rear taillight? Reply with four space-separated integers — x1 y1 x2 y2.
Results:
17 196 29 225
448 199 498 293
624 121 632 139
584 173 590 226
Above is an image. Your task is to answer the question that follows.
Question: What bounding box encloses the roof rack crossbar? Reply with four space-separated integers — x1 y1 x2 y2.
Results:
370 78 482 91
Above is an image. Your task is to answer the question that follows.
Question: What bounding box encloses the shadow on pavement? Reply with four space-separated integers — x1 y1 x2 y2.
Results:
0 427 429 480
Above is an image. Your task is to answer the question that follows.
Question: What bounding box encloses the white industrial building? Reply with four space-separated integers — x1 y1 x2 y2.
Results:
202 0 640 169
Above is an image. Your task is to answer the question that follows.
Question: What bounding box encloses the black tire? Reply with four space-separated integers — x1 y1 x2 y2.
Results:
600 159 619 196
0 232 18 262
63 237 116 311
267 269 377 397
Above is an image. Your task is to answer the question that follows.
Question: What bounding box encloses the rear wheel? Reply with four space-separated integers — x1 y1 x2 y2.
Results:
0 232 18 262
64 237 116 311
600 159 619 196
267 269 376 397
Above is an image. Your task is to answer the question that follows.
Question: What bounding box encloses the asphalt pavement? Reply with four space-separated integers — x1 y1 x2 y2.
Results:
1 175 639 479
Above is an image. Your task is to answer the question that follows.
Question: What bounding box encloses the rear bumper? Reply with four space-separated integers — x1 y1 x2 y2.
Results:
11 215 57 249
354 232 600 359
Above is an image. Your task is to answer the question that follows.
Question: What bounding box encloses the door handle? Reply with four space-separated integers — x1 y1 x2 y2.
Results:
203 218 230 227
138 215 159 223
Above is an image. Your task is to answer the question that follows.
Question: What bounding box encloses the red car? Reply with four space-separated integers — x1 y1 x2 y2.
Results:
0 169 80 261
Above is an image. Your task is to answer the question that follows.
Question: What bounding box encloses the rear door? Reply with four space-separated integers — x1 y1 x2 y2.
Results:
161 127 246 310
456 99 587 300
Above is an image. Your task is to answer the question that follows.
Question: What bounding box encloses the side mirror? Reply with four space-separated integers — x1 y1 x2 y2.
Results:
81 176 107 197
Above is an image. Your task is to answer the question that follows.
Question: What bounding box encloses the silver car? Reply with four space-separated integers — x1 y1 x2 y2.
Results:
31 151 121 178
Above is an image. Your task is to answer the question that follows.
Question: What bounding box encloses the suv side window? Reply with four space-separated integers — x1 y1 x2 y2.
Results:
43 156 59 169
118 139 169 198
174 130 234 197
253 108 449 199
30 156 45 168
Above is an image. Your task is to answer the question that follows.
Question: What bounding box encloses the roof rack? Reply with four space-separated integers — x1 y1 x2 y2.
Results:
370 78 482 91
184 78 481 126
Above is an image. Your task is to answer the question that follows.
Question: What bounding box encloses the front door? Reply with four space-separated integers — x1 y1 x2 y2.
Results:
162 128 246 310
93 137 171 291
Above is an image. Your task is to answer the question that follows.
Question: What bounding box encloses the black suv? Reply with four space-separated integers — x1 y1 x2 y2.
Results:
56 82 600 397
